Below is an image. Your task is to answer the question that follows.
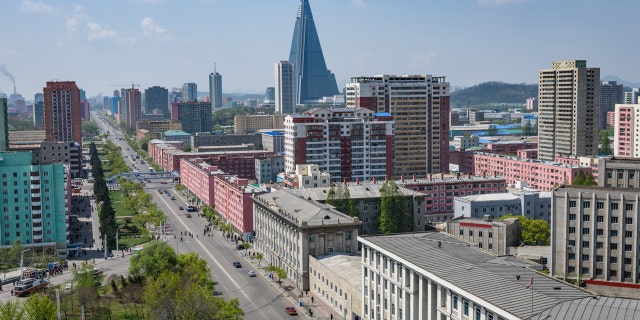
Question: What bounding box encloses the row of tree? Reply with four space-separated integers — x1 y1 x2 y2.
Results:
90 142 118 249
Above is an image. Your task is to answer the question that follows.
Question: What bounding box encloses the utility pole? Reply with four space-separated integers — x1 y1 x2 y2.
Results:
116 228 119 257
57 289 61 320
19 249 31 282
103 234 107 260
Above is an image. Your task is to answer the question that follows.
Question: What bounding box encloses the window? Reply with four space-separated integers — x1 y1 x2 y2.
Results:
596 202 604 209
569 227 576 234
568 253 575 260
582 228 590 235
460 229 464 236
610 230 618 237
610 257 618 264
488 232 493 238
582 241 590 248
625 258 632 265
463 300 469 316
611 217 619 223
569 214 576 221
611 203 619 210
596 229 604 236
596 242 603 249
582 254 590 261
610 243 618 250
583 201 591 208
583 215 590 221
625 217 633 224
453 294 458 310
569 201 576 208
596 255 603 262
624 244 632 251
596 215 604 222
625 204 634 211
475 307 481 320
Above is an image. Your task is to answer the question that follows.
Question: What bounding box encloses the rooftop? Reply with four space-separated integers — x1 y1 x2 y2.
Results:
290 182 424 201
358 232 639 319
456 192 520 202
164 130 191 137
314 254 362 292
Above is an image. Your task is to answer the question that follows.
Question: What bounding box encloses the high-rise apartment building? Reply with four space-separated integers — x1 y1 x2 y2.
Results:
33 93 44 129
624 88 639 104
0 152 69 252
288 0 339 104
121 88 142 130
171 101 212 134
209 69 223 110
0 98 7 152
599 81 624 129
182 83 197 102
275 60 296 115
346 75 451 177
614 104 640 158
284 108 394 182
538 60 600 161
144 86 169 118
43 81 82 148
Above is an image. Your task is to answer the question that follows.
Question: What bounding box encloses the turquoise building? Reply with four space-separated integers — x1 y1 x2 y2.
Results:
0 152 68 254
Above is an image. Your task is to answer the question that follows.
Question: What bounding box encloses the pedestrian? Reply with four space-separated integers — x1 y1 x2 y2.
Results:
311 296 314 303
331 314 333 320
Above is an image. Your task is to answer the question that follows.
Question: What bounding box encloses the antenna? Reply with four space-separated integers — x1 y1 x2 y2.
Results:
214 63 216 73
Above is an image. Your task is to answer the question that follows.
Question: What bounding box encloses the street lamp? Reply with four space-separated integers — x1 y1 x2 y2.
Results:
19 249 31 282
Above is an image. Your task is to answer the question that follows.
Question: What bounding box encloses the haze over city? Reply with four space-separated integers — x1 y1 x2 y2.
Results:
0 0 639 97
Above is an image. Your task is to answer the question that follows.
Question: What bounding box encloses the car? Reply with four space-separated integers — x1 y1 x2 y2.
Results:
178 206 184 210
248 270 256 277
185 213 192 218
171 196 176 200
285 307 297 316
64 283 72 291
232 262 242 268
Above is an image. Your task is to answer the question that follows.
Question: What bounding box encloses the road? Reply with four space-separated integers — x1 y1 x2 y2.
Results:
92 112 302 319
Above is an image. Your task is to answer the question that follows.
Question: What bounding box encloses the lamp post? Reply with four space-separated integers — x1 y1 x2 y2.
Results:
116 227 119 257
19 249 31 282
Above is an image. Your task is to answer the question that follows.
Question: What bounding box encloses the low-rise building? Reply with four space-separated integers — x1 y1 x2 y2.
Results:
360 232 640 320
453 191 552 223
279 164 331 189
190 132 263 152
261 130 285 154
135 119 182 139
309 254 362 320
252 190 361 291
179 158 226 207
163 130 191 147
598 157 640 188
445 217 520 255
255 156 284 184
486 140 538 155
234 114 285 134
451 135 479 151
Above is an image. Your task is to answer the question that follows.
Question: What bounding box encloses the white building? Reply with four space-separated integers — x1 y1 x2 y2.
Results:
452 135 480 150
309 254 362 319
359 232 640 320
275 60 296 115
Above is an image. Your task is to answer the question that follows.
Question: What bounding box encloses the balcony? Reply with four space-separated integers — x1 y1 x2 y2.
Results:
31 202 42 207
32 226 42 233
32 218 42 224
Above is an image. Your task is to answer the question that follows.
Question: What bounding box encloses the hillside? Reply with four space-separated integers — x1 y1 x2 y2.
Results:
451 81 538 107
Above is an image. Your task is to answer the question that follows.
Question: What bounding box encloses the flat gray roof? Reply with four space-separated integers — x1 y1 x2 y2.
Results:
359 232 639 319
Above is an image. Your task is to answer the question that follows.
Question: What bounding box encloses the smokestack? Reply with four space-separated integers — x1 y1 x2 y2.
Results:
0 65 15 94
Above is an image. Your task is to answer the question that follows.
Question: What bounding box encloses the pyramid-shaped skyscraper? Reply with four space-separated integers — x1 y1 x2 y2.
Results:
288 0 340 104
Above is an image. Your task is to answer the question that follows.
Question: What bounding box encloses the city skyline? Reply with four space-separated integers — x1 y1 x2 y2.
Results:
0 0 638 99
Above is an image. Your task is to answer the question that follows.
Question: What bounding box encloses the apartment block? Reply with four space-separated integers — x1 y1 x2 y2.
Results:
284 108 394 182
171 101 212 134
43 81 82 148
538 60 600 161
614 104 640 158
599 81 624 129
360 232 637 320
466 152 592 191
179 158 226 207
346 75 450 176
9 141 83 179
254 156 284 184
261 131 285 154
233 114 285 134
485 140 538 154
252 190 361 291
213 175 267 239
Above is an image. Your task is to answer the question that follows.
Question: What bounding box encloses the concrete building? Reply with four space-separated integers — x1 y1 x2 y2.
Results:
9 141 83 178
613 104 640 158
465 152 592 191
135 119 182 139
284 108 394 182
485 140 538 155
213 175 267 239
163 130 191 147
0 152 69 254
597 157 640 188
538 60 600 161
190 132 263 152
171 101 212 134
252 190 361 291
453 190 552 223
233 114 285 134
43 81 82 148
309 254 362 320
279 164 331 189
209 69 223 109
261 131 285 154
360 232 639 320
0 98 7 152
526 97 536 110
624 88 639 104
179 158 226 207
275 60 296 115
452 135 479 150
346 75 450 176
182 83 197 102
32 93 44 129
255 156 284 184
599 81 624 129
122 87 142 130
144 86 169 118
289 180 426 235
445 217 521 255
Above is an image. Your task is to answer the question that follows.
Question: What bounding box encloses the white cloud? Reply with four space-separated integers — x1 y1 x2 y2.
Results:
87 22 118 41
351 0 367 8
141 17 167 37
20 0 58 14
477 0 528 5
66 5 89 32
65 5 135 44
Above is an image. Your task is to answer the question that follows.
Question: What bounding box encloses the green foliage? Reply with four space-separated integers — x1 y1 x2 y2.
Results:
184 145 192 152
212 106 270 127
599 128 613 154
82 120 100 136
379 181 412 234
451 81 538 106
325 184 358 217
571 170 597 186
21 294 57 320
129 242 179 279
500 214 550 245
0 300 24 320
486 124 498 136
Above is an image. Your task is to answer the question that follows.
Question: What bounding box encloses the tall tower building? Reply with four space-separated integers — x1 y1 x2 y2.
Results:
145 86 169 118
171 101 212 134
182 83 197 102
346 75 451 177
624 88 640 104
33 93 44 129
599 81 624 129
0 98 7 152
121 88 142 130
288 0 339 104
209 67 223 110
275 60 296 115
537 60 600 161
43 81 82 147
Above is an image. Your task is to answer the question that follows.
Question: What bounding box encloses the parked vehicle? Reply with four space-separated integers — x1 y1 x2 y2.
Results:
285 307 297 316
248 270 256 277
14 278 48 297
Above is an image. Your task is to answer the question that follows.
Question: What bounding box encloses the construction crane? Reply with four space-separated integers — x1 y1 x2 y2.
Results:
109 82 140 89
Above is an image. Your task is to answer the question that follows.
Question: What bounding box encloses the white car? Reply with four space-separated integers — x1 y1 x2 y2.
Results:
65 283 72 290
248 270 256 277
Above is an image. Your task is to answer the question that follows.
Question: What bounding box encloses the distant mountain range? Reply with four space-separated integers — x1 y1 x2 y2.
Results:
451 82 538 107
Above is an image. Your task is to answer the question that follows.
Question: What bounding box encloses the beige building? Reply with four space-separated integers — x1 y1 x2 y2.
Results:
233 114 284 134
135 119 182 139
309 254 362 320
252 190 361 291
445 217 520 255
598 157 640 188
538 60 600 161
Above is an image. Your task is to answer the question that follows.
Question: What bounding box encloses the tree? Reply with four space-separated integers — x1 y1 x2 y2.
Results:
501 215 550 245
379 181 412 233
325 184 358 217
129 241 178 279
184 145 192 152
252 253 264 267
599 128 613 154
83 120 100 136
572 170 596 186
21 294 57 320
0 300 24 320
486 124 499 136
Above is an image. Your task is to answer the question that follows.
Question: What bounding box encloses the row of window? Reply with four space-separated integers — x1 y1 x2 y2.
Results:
569 200 634 211
568 227 634 238
569 214 633 224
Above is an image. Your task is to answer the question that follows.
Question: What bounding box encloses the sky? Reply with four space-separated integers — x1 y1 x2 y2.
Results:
0 0 639 100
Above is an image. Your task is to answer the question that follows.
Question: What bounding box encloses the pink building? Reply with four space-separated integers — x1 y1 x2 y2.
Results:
214 175 267 237
395 173 507 222
614 104 640 158
180 158 226 207
607 111 616 128
517 149 538 159
485 141 538 154
467 152 592 191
